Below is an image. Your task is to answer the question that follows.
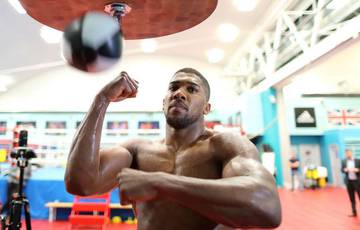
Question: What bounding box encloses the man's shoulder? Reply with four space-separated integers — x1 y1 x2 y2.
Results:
121 138 163 151
210 130 251 147
209 130 259 160
210 129 244 142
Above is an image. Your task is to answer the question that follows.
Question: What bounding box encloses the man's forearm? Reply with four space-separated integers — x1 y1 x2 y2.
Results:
155 172 281 228
65 93 109 195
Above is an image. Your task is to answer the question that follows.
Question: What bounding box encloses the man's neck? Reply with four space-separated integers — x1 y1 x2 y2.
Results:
165 120 205 152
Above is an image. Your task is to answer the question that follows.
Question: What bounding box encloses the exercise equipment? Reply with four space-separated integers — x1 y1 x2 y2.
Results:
20 0 218 39
19 0 218 72
69 193 110 228
61 11 122 72
0 130 36 230
111 216 122 223
124 217 135 224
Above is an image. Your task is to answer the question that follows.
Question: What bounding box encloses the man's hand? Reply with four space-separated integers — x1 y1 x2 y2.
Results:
117 168 159 205
100 71 138 102
347 168 359 173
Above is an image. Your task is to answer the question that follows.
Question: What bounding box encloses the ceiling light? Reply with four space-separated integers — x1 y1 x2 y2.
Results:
217 23 239 43
0 76 14 86
0 75 12 92
8 0 26 14
140 39 158 53
0 85 7 92
40 26 63 44
326 0 350 10
232 0 258 12
239 58 249 75
206 48 224 63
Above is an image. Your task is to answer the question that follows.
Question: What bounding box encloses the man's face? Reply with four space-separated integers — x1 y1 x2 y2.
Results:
346 150 353 159
163 72 210 129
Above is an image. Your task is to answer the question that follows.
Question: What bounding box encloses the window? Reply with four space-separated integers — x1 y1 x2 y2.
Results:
107 121 129 136
138 121 159 129
16 121 36 129
0 121 6 135
45 121 66 135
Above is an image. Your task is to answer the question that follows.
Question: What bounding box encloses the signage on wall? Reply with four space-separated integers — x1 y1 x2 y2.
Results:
294 107 316 128
328 109 360 126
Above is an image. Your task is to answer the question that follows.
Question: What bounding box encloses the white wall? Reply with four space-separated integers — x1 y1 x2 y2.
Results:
237 91 264 136
0 55 240 113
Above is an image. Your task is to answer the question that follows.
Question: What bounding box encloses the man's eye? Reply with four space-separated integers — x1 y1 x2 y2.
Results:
169 86 178 91
187 86 197 93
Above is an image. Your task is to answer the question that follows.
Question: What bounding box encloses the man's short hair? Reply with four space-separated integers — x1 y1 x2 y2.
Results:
174 67 210 101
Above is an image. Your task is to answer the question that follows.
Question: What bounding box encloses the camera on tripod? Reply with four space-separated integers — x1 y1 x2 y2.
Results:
10 130 36 160
1 130 36 230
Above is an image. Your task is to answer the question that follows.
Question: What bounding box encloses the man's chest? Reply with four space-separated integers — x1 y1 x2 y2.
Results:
347 160 355 169
133 142 222 179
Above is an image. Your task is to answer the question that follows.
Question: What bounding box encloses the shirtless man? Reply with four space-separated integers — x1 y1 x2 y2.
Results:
65 68 281 229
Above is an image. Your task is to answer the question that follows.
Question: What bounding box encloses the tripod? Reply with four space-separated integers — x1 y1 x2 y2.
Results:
1 153 32 230
1 129 35 230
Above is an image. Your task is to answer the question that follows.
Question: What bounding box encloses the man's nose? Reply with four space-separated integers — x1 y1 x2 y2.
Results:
173 89 186 100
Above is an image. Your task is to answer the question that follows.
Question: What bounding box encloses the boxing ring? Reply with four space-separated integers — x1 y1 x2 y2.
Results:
0 166 123 220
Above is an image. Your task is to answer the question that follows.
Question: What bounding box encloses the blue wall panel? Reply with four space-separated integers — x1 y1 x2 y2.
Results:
258 88 283 186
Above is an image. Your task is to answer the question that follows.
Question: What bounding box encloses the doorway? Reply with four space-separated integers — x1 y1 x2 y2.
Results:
329 144 344 187
298 144 321 169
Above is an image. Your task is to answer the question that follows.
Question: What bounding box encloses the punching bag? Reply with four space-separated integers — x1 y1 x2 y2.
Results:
61 12 122 72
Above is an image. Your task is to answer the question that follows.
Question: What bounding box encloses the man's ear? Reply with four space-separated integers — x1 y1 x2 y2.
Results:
162 99 165 111
203 102 211 115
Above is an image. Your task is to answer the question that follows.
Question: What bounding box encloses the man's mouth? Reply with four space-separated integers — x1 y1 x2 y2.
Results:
169 101 188 111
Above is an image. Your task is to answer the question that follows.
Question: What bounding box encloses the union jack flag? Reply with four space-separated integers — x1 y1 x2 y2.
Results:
327 109 360 126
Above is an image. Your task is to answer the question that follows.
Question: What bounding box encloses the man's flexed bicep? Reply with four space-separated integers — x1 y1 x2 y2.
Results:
65 71 138 196
65 144 133 196
95 146 133 194
215 133 281 227
222 156 277 188
221 136 276 190
221 156 280 215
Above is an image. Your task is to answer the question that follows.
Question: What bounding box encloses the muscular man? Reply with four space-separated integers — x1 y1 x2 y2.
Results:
65 68 281 229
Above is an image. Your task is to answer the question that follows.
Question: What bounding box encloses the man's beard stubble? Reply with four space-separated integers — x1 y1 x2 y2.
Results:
166 113 200 129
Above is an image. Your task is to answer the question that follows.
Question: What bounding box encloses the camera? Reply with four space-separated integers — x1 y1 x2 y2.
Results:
1 130 36 230
10 130 36 160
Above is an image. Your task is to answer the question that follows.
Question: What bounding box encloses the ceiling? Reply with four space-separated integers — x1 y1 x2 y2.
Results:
283 35 360 96
0 0 359 99
0 0 274 86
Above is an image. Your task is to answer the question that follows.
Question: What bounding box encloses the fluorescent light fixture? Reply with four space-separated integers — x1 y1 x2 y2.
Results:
0 76 14 86
40 26 63 44
239 58 249 75
232 0 257 12
0 75 14 92
140 39 158 53
0 85 7 92
0 85 7 93
217 23 239 43
326 0 350 10
206 48 224 63
8 0 26 14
